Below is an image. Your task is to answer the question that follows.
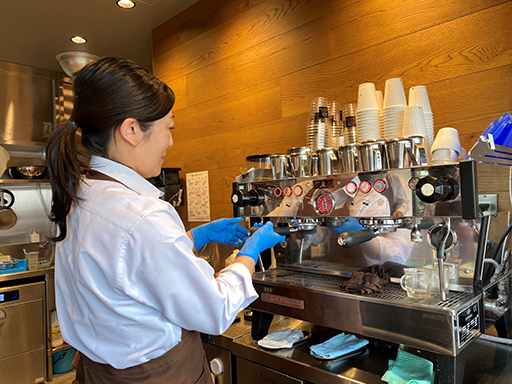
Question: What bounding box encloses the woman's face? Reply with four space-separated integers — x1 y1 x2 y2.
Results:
136 110 175 178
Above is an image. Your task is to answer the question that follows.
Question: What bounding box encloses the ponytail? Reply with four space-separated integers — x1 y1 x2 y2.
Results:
46 119 88 241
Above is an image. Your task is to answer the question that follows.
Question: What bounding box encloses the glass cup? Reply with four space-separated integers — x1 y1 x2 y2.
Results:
400 268 432 300
424 264 450 296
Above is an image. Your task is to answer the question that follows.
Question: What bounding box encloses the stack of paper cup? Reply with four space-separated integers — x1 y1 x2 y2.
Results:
343 103 357 144
376 90 384 138
329 100 344 148
383 78 407 140
408 85 434 164
356 83 381 142
308 97 331 150
403 106 427 138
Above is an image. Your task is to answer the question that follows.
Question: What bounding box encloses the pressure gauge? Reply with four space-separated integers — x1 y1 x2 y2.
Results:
313 190 335 215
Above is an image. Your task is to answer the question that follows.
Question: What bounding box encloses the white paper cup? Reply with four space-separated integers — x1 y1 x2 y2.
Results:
431 127 465 156
408 85 432 113
432 149 458 162
384 78 407 108
357 83 379 110
403 106 427 138
376 90 384 111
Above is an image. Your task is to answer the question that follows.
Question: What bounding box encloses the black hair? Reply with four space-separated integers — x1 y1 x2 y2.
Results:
46 57 175 241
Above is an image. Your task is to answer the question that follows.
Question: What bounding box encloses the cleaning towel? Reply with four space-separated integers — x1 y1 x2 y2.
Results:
309 333 369 359
340 262 407 295
340 264 390 294
257 328 304 349
381 350 434 384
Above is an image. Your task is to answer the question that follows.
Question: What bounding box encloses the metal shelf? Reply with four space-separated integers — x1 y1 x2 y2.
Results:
0 179 50 184
0 267 53 283
52 342 72 354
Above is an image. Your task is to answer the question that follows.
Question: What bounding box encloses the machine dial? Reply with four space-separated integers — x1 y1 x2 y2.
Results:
374 179 387 193
210 357 224 376
313 191 335 215
415 175 459 203
359 180 371 194
231 188 265 207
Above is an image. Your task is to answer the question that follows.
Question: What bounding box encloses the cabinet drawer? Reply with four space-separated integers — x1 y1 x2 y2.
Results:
0 282 45 359
237 357 304 384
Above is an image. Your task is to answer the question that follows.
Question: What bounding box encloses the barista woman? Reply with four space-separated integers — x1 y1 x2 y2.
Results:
46 57 284 384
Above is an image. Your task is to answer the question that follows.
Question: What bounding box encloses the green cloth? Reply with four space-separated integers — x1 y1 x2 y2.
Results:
381 350 434 384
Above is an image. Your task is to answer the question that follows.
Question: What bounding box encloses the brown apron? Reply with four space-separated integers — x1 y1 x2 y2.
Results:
73 329 212 384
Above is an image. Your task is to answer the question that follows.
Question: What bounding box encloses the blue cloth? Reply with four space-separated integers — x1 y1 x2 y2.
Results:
309 333 369 359
191 217 248 249
238 222 286 264
381 350 433 384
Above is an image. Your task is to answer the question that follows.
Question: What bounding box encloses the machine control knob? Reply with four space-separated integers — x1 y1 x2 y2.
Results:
415 175 459 203
210 357 224 376
231 189 265 207
0 309 5 325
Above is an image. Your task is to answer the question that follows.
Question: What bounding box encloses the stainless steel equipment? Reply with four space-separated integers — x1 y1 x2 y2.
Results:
0 279 46 384
0 61 57 146
231 152 512 383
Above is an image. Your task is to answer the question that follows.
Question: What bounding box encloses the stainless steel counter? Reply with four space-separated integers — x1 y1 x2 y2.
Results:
0 267 53 283
204 313 512 384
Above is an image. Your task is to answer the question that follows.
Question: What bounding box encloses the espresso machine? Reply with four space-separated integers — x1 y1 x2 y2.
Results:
231 139 512 384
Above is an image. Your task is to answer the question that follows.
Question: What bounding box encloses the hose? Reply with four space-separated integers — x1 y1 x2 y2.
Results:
479 333 512 346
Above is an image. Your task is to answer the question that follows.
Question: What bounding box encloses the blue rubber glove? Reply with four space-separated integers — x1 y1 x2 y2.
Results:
191 217 249 249
237 222 286 265
331 217 365 234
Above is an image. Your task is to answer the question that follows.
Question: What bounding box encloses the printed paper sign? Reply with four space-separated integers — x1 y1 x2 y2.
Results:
186 171 210 222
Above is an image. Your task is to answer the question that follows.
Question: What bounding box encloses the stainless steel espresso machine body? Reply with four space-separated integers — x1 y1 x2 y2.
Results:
231 158 512 382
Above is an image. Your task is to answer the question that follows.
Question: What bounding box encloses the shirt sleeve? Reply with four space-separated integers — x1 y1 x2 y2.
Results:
117 207 258 335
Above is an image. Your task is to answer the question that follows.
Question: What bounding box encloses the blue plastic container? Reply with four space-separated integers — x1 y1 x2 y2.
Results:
52 347 77 374
0 258 27 275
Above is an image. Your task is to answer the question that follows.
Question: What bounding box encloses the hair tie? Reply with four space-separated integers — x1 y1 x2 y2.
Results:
69 118 78 131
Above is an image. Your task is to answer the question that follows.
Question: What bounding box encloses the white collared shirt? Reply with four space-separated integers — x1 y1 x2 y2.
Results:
55 156 257 369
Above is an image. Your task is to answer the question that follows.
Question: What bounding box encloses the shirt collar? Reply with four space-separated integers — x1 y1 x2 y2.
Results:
89 156 163 198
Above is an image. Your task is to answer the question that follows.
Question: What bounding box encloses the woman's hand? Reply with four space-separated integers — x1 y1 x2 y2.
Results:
237 222 286 265
191 217 249 249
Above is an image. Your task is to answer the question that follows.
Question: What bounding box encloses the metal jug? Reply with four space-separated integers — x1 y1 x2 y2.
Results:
384 137 418 169
358 140 385 171
316 148 339 175
338 144 359 173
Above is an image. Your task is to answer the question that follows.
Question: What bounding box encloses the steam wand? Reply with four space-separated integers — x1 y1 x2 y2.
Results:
436 218 451 301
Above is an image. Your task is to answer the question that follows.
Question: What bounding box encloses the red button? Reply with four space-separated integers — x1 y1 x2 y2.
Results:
373 179 386 193
293 185 303 196
274 187 283 197
283 186 292 197
359 180 371 193
345 181 357 194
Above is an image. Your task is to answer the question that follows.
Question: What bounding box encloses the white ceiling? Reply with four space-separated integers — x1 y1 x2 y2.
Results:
0 0 199 73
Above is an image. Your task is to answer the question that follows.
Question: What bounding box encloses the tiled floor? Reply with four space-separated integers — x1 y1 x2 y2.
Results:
46 369 76 384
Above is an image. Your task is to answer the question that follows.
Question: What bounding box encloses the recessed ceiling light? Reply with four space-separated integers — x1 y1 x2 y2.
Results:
117 0 136 9
71 36 87 44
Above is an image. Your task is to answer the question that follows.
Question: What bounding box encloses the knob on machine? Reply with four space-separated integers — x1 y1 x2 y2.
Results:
210 357 224 376
231 188 265 207
415 175 459 203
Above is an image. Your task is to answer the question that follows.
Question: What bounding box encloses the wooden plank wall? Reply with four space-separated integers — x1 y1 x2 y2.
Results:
152 0 512 230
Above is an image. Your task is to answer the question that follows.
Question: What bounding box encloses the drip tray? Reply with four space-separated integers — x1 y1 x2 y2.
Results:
251 269 482 356
253 269 473 310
